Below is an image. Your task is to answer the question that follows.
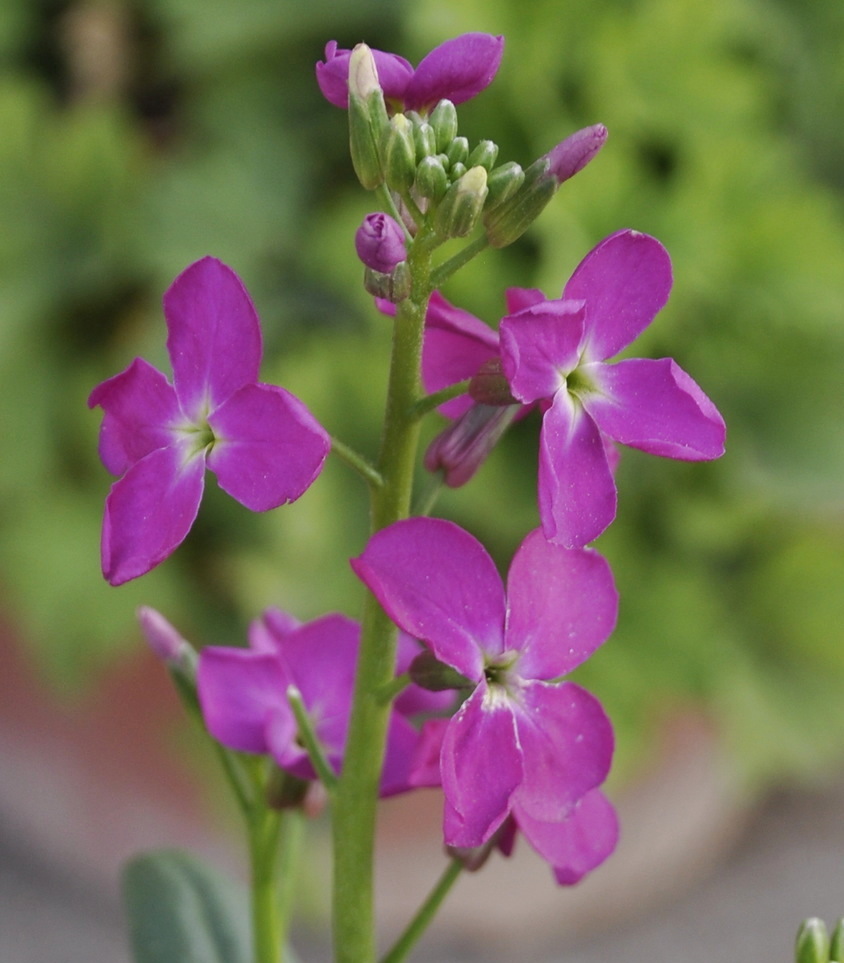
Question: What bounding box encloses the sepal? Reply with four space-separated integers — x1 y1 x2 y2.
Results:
434 165 488 238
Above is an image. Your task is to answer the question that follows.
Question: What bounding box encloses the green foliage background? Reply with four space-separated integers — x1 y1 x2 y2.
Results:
2 0 842 789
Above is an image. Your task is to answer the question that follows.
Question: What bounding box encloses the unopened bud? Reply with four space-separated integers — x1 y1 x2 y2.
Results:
796 919 830 963
138 606 192 670
382 113 417 193
429 99 458 152
414 156 449 201
484 124 607 248
347 44 387 190
355 212 407 272
485 161 524 209
446 136 469 168
425 402 520 486
467 139 499 171
363 262 411 302
413 122 436 161
434 165 488 238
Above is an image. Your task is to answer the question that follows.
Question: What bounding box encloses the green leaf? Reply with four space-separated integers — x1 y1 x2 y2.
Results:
122 849 250 963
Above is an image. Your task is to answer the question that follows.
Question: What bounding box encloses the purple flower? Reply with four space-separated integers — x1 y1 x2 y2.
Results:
89 257 329 585
352 518 618 848
197 608 430 796
499 229 726 547
355 212 407 272
316 34 504 113
411 719 618 884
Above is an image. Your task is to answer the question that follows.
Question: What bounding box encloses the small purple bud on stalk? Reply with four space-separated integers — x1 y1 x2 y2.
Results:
796 918 830 963
425 402 520 486
138 605 189 667
484 123 608 248
355 212 407 272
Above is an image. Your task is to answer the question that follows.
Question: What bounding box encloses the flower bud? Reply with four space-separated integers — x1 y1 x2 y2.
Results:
429 99 458 151
796 919 830 963
413 121 436 161
347 44 387 190
414 155 449 201
355 212 407 272
467 139 499 171
485 161 525 209
449 161 467 182
363 262 411 303
434 165 488 238
425 402 520 486
138 606 192 669
446 135 469 168
483 124 607 248
382 113 417 192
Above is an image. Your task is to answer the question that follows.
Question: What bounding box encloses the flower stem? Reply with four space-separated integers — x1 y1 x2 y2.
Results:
331 234 435 963
410 379 471 419
249 807 284 963
330 435 384 489
430 233 490 288
287 686 338 792
379 859 464 963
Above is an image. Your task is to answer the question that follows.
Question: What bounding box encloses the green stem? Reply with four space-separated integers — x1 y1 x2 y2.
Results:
379 860 463 963
376 672 411 706
287 686 338 791
430 234 490 288
330 435 384 489
331 235 435 963
410 379 471 419
249 807 284 963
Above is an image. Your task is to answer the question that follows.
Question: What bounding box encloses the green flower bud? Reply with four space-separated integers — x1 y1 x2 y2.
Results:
482 155 556 248
363 261 411 302
485 161 525 209
449 161 467 182
414 121 437 161
796 919 830 963
382 113 417 193
414 155 449 201
434 165 488 238
467 139 499 171
347 44 386 190
429 99 458 152
446 136 469 168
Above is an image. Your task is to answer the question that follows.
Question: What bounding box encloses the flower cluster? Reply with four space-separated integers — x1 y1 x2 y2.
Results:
91 32 728 957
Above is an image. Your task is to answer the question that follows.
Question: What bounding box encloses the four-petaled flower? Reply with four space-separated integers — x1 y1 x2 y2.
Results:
316 33 504 113
499 228 726 547
198 607 439 796
352 517 618 859
88 257 329 585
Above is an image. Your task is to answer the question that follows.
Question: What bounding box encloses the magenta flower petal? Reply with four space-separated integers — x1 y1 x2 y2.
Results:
164 257 262 417
499 299 586 403
505 531 618 679
441 683 522 847
380 714 426 797
513 788 619 885
583 357 726 459
101 445 205 585
563 229 673 362
538 392 616 547
197 648 291 753
247 607 301 653
513 681 614 822
504 287 546 314
352 518 506 679
408 717 450 788
422 292 499 419
315 41 413 108
88 358 181 476
206 383 329 511
403 33 504 112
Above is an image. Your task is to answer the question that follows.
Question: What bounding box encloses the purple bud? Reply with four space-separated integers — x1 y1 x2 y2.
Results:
425 403 520 486
355 212 407 272
545 123 608 184
137 606 186 664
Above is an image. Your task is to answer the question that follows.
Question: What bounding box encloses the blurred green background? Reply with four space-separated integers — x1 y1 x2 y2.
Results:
2 0 843 792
